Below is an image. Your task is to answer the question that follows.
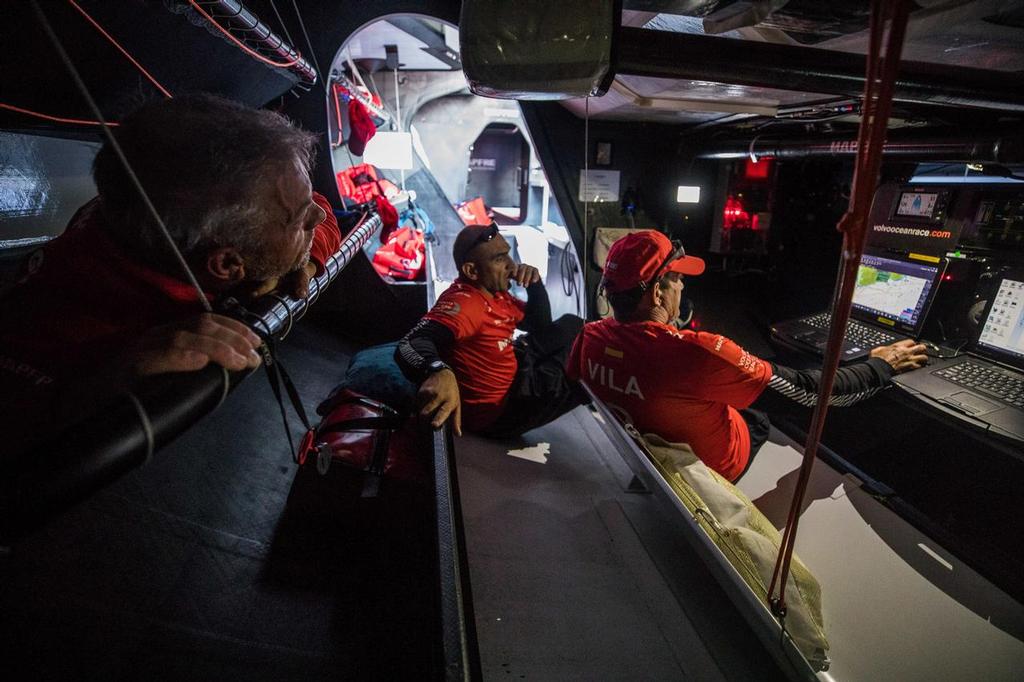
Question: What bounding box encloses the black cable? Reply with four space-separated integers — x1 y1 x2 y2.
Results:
560 241 581 316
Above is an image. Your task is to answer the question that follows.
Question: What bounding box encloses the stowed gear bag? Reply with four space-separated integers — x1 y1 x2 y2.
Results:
227 298 422 499
313 388 418 497
309 343 424 496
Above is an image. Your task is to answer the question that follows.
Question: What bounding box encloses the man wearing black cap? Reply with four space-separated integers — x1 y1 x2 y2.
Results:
568 230 927 481
396 224 584 436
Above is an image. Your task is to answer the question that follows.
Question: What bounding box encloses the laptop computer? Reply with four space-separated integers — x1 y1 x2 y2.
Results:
893 270 1024 442
771 253 944 362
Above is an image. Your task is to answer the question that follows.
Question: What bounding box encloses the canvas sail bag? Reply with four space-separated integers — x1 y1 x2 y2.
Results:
632 429 830 671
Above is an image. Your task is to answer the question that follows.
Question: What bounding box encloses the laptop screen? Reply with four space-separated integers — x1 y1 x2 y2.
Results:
851 254 941 334
977 278 1024 365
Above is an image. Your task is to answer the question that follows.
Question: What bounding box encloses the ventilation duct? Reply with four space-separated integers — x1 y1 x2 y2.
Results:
459 0 618 99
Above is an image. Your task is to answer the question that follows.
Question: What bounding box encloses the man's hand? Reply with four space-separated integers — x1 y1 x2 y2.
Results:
870 339 928 374
417 369 462 436
512 263 541 287
128 313 262 379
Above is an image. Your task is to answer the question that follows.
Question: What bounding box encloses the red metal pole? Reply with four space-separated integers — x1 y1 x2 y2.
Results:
768 0 913 617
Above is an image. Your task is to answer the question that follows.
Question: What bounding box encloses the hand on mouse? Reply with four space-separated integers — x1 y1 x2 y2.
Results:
870 339 929 373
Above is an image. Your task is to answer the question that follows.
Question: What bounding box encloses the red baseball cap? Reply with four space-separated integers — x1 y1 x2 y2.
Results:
601 231 705 294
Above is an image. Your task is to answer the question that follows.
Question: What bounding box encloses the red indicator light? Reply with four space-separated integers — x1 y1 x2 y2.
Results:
723 196 751 229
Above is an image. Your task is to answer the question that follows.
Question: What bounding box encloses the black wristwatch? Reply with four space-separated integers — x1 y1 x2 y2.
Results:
425 360 451 379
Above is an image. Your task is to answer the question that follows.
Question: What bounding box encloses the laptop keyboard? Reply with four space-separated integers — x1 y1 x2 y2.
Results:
803 312 903 349
935 360 1024 408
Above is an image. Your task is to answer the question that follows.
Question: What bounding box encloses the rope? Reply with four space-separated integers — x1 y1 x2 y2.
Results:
30 0 212 312
67 0 173 98
0 102 119 127
288 0 324 91
766 0 912 619
267 0 296 48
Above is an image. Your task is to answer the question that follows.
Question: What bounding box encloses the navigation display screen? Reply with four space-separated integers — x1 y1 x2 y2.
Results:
896 191 939 218
852 254 940 331
978 278 1024 363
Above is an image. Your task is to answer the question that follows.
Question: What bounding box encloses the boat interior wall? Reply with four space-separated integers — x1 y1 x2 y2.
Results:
411 95 522 208
520 100 720 309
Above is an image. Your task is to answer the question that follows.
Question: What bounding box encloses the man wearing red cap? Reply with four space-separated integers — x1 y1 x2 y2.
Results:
568 230 927 481
396 223 585 437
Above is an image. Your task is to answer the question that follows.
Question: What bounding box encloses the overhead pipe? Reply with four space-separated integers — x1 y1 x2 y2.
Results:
183 0 318 84
694 135 1024 162
615 27 1024 113
1 214 381 542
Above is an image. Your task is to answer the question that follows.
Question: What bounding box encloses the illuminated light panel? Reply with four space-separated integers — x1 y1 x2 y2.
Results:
676 185 701 203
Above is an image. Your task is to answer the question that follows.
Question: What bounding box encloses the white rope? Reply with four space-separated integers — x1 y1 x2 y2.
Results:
289 0 324 92
267 0 296 48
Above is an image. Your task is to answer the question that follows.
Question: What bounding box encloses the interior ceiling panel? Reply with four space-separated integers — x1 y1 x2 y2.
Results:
343 20 453 71
566 1 1024 128
560 97 730 124
617 75 830 109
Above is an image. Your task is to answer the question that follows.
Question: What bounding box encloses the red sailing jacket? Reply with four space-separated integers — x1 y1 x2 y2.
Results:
0 193 340 450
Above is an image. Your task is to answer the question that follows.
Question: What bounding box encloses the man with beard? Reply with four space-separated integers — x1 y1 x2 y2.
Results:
396 223 585 437
0 94 340 452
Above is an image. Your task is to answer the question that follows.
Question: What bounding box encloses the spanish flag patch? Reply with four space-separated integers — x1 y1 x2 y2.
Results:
604 346 624 359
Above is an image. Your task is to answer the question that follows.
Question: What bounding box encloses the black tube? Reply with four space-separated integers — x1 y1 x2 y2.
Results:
1 214 381 541
694 136 1024 163
181 0 317 84
2 366 231 540
616 27 1024 113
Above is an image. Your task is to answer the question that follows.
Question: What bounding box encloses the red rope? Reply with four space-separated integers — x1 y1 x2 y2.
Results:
767 0 912 618
0 102 118 126
186 0 301 68
67 0 172 98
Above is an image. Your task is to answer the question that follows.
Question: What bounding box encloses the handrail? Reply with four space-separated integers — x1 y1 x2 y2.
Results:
432 425 482 681
333 75 391 124
1 214 382 541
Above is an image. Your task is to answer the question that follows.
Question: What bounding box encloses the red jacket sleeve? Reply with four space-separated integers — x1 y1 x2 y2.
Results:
308 192 341 274
686 332 773 409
